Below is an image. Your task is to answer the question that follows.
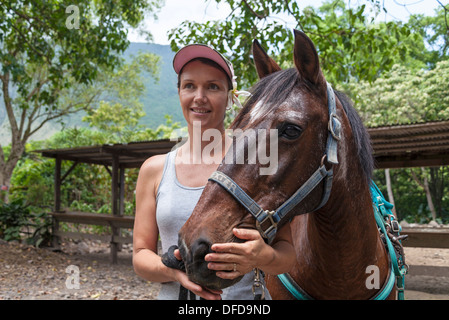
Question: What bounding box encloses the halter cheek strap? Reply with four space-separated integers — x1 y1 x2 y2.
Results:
208 82 341 244
209 164 333 243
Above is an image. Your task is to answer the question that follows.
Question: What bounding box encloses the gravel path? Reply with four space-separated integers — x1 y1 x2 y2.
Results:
1 239 448 300
0 240 160 300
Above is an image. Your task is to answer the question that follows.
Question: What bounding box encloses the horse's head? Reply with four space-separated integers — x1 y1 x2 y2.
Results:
177 30 365 290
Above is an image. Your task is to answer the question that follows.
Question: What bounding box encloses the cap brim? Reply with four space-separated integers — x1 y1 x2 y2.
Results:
173 44 233 80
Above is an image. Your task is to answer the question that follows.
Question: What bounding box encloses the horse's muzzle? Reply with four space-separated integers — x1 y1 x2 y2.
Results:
178 236 242 290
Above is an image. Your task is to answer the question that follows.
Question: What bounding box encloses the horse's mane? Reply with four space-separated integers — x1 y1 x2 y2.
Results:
232 68 373 183
334 89 374 182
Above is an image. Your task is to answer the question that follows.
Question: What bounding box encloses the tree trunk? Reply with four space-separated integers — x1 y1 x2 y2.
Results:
410 167 437 221
1 71 26 203
0 142 24 203
385 169 397 218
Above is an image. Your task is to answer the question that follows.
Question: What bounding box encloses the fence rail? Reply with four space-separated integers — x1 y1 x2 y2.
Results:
50 210 134 263
401 227 449 249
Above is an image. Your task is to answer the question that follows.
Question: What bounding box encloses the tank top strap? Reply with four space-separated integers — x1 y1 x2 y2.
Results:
156 149 177 201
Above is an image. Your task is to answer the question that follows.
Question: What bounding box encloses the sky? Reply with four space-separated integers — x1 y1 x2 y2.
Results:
128 0 448 45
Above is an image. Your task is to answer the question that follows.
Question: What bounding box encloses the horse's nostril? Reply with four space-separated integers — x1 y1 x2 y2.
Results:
191 238 212 262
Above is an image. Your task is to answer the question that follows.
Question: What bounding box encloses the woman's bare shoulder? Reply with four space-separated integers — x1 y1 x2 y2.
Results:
136 153 169 201
139 153 167 176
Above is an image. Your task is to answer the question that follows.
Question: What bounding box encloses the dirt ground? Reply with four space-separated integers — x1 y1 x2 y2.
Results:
0 239 448 300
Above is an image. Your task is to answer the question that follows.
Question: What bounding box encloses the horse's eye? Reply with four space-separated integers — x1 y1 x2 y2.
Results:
279 123 302 140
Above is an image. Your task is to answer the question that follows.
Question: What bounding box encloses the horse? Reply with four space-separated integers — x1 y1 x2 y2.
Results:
177 30 400 299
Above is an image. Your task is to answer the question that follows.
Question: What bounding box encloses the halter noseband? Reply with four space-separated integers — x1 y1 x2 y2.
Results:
208 82 341 244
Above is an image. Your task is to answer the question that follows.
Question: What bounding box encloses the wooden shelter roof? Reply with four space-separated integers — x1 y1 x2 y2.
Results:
37 139 180 169
368 120 449 169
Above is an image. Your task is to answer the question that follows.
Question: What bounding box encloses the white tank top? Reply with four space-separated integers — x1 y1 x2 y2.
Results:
155 148 271 300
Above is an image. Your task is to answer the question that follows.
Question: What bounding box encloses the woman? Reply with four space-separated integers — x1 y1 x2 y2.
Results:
133 44 295 300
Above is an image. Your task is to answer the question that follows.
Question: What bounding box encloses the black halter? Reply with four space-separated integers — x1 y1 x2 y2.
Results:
208 82 341 244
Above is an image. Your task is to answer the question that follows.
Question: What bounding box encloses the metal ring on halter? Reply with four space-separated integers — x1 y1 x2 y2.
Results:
328 113 342 141
320 154 327 167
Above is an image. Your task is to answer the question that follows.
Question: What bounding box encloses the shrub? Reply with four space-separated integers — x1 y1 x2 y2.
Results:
0 198 30 241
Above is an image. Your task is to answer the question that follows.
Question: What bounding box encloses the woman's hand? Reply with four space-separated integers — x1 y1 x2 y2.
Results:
204 228 275 280
172 249 223 300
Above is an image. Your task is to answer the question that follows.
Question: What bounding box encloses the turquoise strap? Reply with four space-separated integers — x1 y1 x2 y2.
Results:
277 181 407 300
278 264 396 300
277 273 313 300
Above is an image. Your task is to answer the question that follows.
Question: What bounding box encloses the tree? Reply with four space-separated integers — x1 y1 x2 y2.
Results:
385 168 397 218
81 52 160 141
408 6 449 67
0 0 163 200
410 167 437 221
344 60 449 127
168 0 414 88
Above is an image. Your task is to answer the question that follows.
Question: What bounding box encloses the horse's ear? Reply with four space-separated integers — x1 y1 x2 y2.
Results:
252 39 281 79
293 29 325 86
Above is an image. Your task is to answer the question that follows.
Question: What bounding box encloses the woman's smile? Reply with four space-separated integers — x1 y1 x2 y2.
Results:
191 107 211 114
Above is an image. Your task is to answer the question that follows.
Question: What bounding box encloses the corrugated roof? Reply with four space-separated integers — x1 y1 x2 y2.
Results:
35 138 181 168
368 120 449 168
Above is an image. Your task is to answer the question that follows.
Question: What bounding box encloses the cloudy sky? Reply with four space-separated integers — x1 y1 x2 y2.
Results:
128 0 448 44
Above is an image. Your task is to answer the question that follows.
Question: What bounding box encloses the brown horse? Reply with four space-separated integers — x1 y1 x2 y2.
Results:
178 30 396 299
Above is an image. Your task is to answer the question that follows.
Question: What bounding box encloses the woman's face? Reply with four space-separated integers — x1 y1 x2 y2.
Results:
178 60 229 132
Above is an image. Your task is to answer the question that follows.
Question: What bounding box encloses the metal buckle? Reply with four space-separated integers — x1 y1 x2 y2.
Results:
255 210 278 240
328 113 341 141
390 219 400 233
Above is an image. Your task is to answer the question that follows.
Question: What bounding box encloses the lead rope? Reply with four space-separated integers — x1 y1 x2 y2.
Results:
252 268 266 300
161 245 201 300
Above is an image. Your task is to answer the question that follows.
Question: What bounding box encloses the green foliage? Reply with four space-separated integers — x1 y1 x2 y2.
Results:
43 127 111 148
0 198 30 241
131 114 183 141
169 0 414 88
374 167 449 224
7 115 181 231
81 52 161 139
344 60 449 127
297 1 413 85
26 211 52 248
0 195 52 246
408 7 449 67
0 0 163 199
0 0 162 95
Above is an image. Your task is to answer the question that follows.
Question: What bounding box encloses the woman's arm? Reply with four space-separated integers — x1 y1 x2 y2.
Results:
133 154 172 282
132 155 222 300
205 224 296 279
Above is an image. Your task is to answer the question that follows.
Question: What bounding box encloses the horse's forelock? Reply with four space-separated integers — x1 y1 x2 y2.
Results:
232 69 373 182
238 69 299 126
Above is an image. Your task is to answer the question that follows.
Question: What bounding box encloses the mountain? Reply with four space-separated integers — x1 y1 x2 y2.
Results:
0 43 185 142
127 43 186 129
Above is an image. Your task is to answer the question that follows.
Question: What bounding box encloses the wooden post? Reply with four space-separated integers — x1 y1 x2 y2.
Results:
54 157 61 212
119 166 125 216
52 157 62 248
110 155 119 264
118 165 125 253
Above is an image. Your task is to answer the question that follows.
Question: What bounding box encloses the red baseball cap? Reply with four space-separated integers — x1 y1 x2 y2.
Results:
173 44 234 83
